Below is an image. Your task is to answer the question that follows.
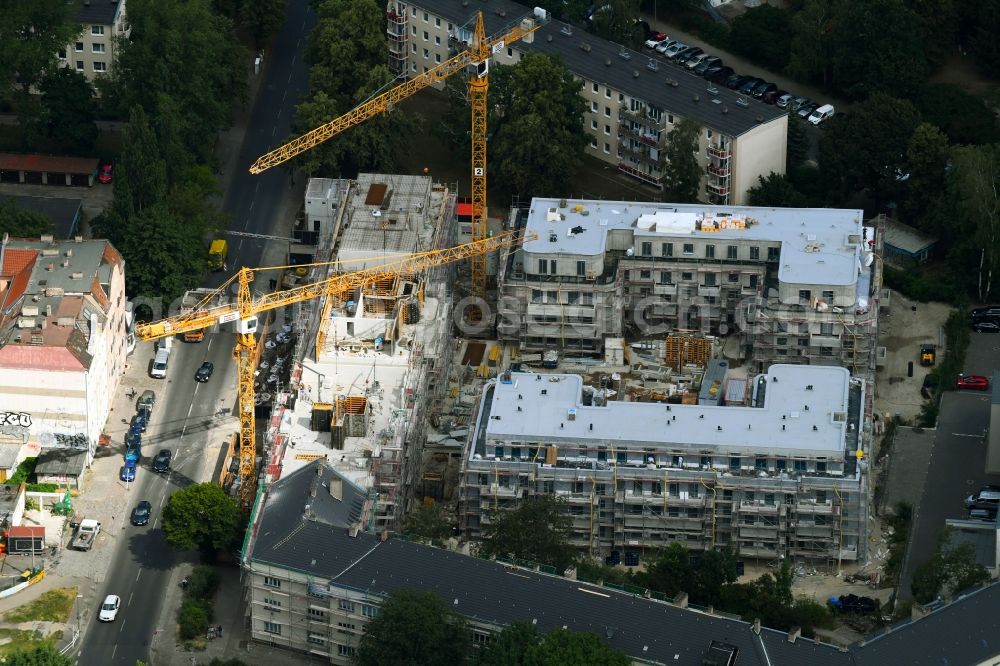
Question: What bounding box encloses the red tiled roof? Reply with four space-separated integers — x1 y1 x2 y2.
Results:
8 526 44 538
0 251 37 313
1 249 37 278
0 346 84 371
0 153 99 175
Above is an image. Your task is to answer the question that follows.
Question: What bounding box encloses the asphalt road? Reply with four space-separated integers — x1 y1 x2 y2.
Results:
213 0 314 286
77 337 237 665
899 330 1000 599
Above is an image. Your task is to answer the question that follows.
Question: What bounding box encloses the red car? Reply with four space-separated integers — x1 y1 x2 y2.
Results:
956 374 990 391
98 164 113 184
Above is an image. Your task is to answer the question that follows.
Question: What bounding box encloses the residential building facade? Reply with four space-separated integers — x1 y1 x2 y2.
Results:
0 235 127 465
496 198 879 377
459 365 868 565
59 0 130 82
386 0 787 204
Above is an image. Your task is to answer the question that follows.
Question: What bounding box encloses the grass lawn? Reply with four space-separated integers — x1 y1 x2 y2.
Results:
0 628 60 656
2 587 78 624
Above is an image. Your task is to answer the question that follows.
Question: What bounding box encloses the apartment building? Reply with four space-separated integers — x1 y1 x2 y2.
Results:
495 198 878 376
59 0 130 82
243 459 1000 665
386 0 787 204
459 364 866 564
0 235 127 466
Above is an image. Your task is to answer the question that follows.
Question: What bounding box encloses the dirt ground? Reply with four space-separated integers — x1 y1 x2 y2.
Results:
875 290 953 424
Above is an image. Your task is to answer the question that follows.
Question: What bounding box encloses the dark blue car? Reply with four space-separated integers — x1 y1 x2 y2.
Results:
120 460 137 482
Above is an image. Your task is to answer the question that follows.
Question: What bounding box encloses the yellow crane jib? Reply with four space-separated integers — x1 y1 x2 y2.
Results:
247 12 541 175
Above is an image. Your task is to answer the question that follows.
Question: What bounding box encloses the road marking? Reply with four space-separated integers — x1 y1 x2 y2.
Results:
187 404 194 417
128 592 134 606
287 73 292 84
272 127 276 137
952 433 983 438
249 200 255 213
112 645 118 658
283 90 287 102
119 617 127 632
160 494 166 507
276 108 282 120
136 569 141 582
255 181 260 193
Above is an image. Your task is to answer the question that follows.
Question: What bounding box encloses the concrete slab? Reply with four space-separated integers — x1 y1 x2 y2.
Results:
881 427 935 513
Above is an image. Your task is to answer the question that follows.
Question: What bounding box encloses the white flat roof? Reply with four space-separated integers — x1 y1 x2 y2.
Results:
485 365 852 455
523 198 866 286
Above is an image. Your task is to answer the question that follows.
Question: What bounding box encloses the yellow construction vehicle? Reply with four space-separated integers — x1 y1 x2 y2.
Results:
249 11 542 297
134 230 535 507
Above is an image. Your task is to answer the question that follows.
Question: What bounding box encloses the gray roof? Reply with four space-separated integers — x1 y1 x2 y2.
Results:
249 461 1000 665
8 196 82 240
0 444 21 469
882 219 936 255
412 0 786 137
75 0 122 26
34 448 87 476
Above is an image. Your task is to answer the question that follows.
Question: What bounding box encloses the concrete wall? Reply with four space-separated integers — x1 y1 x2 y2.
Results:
731 115 788 205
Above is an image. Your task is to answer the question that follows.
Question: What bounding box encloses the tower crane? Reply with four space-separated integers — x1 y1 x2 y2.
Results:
248 11 543 297
134 230 536 506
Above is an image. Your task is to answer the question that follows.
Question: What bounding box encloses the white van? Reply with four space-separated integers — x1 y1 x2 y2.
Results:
807 104 835 125
150 348 170 379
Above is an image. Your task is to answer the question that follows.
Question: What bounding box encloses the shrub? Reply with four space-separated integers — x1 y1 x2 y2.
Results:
178 599 209 640
186 566 219 604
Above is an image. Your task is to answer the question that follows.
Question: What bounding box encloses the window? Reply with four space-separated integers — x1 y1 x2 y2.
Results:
57 48 66 59
798 289 811 303
590 139 597 149
592 83 599 93
767 247 780 261
604 143 610 154
576 261 586 276
749 274 758 288
755 457 767 470
422 11 428 20
597 449 607 462
707 129 713 139
494 446 503 458
683 243 694 255
75 42 84 52
91 25 105 36
543 480 554 493
422 48 429 59
339 599 355 612
659 271 671 284
689 483 699 498
591 119 598 130
93 61 107 72
705 245 716 259
435 53 441 63
338 645 356 657
604 124 611 135
93 43 105 53
263 597 281 610
263 621 281 635
567 291 579 305
308 632 326 646
728 272 739 282
546 291 557 302
681 272 693 281
604 106 611 117
700 456 711 467
434 35 440 45
411 25 417 35
550 260 557 273
538 259 548 274
749 246 760 260
308 608 327 618
591 101 598 112
76 61 84 71
605 87 611 98
641 241 652 256
777 337 788 346
435 17 441 26
820 323 834 335
617 451 627 464
531 290 542 303
667 114 674 124
662 242 673 257
263 576 281 589
619 93 624 102
704 273 716 286
793 460 807 472
581 293 593 305
729 456 741 470
822 290 834 302
640 270 651 280
727 245 738 259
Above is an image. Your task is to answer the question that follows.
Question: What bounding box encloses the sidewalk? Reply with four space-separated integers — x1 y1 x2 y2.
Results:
640 12 848 111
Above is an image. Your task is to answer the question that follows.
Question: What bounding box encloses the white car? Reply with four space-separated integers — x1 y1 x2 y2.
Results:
644 32 668 49
99 594 121 622
807 103 835 125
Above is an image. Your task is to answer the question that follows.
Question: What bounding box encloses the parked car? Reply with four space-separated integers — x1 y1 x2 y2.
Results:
829 594 878 614
98 164 113 185
644 32 668 49
776 93 794 109
130 500 152 527
956 373 990 391
99 595 121 622
920 374 937 399
797 103 819 119
694 56 721 75
739 78 764 95
973 320 1000 333
969 507 998 521
972 305 1000 318
130 411 148 433
137 389 156 413
125 429 141 450
965 486 1000 509
725 74 749 90
686 53 711 70
674 46 703 64
195 361 215 383
808 103 835 124
655 38 678 54
762 89 785 105
662 42 688 59
153 448 172 473
119 460 137 483
704 65 733 82
751 82 777 99
790 96 812 111
124 441 141 463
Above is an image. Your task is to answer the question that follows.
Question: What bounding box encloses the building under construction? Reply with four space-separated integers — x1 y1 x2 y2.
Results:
460 363 868 566
256 173 459 532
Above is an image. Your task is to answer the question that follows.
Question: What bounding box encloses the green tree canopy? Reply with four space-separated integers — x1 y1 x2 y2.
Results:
355 590 469 666
487 53 589 200
527 628 630 666
589 0 643 48
479 495 574 572
661 118 702 203
307 0 387 104
162 482 242 553
912 527 991 603
913 84 1000 146
0 0 77 95
2 644 73 666
242 0 286 49
746 173 810 208
0 197 54 238
37 68 98 155
898 123 949 228
818 93 921 208
401 504 453 540
112 106 168 221
729 5 792 71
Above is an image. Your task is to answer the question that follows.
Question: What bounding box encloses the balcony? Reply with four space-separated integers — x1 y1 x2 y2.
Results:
707 145 730 160
795 501 836 515
705 181 730 196
707 163 730 178
618 162 662 188
794 524 834 538
737 501 781 515
652 283 675 295
386 9 407 24
618 106 660 127
618 124 665 147
698 284 720 298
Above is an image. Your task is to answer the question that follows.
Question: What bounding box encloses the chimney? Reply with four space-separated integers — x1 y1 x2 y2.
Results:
787 626 801 643
673 591 688 608
752 618 761 635
74 235 82 243
65 249 73 257
329 477 343 501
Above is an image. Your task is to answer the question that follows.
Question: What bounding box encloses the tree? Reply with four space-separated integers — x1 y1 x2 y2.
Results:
946 145 1000 301
0 1 78 96
635 542 691 598
402 504 452 540
786 112 810 170
785 0 835 87
37 68 98 154
690 547 739 607
2 644 73 666
476 622 629 666
746 173 809 208
589 0 643 49
898 123 949 228
818 93 921 208
661 119 702 203
907 0 958 67
728 5 792 70
479 495 574 572
355 590 469 666
965 1 1000 76
162 482 241 553
0 197 54 238
486 54 589 200
913 84 1000 146
475 622 541 666
113 106 168 221
242 0 286 49
307 0 387 104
